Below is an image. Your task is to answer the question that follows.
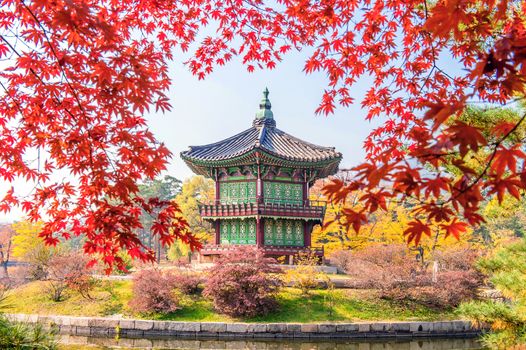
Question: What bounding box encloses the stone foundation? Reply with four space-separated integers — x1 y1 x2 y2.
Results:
6 314 483 340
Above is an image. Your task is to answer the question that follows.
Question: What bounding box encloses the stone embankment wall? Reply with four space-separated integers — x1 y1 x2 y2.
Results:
7 314 482 339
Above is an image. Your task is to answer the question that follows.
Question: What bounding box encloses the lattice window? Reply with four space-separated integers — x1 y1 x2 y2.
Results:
264 219 304 246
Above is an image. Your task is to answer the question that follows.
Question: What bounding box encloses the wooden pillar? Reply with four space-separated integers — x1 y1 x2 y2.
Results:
256 156 262 203
302 169 308 205
214 168 220 203
215 221 220 245
256 217 263 247
304 221 312 247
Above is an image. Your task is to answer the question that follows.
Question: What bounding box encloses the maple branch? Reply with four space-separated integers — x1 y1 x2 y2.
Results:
450 111 526 200
17 1 121 176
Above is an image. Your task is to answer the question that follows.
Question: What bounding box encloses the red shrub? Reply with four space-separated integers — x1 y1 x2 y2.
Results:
173 273 202 295
383 270 482 308
432 248 483 271
332 245 483 309
129 269 179 313
341 244 420 290
203 246 283 318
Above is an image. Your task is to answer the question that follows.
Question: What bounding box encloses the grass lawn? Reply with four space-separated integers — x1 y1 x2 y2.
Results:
4 280 456 323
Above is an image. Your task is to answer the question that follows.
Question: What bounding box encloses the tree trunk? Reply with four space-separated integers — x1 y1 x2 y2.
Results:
1 262 8 278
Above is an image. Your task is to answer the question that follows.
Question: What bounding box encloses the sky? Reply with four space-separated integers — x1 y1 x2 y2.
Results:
149 51 378 181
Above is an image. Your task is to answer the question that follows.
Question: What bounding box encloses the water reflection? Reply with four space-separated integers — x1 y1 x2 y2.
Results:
60 335 483 350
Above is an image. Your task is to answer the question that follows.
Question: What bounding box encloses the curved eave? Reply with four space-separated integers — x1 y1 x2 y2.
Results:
181 148 342 179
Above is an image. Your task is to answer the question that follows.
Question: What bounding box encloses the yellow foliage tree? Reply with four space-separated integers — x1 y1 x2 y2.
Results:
310 179 482 257
175 175 215 245
11 221 55 278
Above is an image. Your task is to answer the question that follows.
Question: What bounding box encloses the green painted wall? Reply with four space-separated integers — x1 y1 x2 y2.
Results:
264 219 304 246
263 181 303 205
219 181 257 203
220 219 257 244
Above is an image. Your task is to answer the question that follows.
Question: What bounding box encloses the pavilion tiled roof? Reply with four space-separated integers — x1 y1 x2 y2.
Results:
181 89 342 175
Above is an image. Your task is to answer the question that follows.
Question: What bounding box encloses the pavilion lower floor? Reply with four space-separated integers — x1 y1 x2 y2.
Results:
201 217 322 263
213 217 317 246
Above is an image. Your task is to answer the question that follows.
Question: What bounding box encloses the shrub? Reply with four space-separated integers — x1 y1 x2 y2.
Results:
333 244 482 309
45 251 93 302
329 249 354 273
343 244 420 290
129 269 179 313
173 273 202 295
203 246 282 318
382 270 482 308
283 252 321 296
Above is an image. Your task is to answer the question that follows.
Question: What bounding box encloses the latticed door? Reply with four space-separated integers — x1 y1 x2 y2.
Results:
220 219 256 244
264 219 304 246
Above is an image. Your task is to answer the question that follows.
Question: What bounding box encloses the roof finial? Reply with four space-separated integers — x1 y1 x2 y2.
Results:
254 87 275 126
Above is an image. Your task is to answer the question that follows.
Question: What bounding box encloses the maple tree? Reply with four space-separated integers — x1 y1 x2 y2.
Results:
0 0 525 267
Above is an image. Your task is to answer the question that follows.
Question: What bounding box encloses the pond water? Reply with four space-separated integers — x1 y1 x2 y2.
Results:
60 335 484 350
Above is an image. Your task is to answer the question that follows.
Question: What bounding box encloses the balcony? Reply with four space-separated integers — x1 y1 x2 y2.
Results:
200 244 324 257
198 198 326 221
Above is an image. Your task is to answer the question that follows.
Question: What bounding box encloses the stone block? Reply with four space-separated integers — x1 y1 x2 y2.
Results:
89 318 119 328
152 321 168 331
226 323 248 333
167 322 200 332
370 322 390 332
286 323 301 333
336 323 359 333
267 323 287 333
119 320 135 329
201 322 227 333
134 320 154 331
357 323 371 332
318 324 336 333
409 322 432 333
69 317 90 327
300 324 318 333
391 322 410 333
246 323 267 333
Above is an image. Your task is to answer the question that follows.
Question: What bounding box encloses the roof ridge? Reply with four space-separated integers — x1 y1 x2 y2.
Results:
256 124 266 146
181 126 257 152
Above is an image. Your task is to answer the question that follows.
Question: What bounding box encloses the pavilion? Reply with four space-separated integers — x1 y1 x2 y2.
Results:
181 89 342 262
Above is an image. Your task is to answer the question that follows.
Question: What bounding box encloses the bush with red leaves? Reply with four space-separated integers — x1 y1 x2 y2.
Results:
333 245 483 309
129 269 179 314
203 246 283 318
173 273 203 295
336 244 420 290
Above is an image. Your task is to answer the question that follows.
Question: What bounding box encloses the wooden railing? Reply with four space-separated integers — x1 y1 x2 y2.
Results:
198 198 326 220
